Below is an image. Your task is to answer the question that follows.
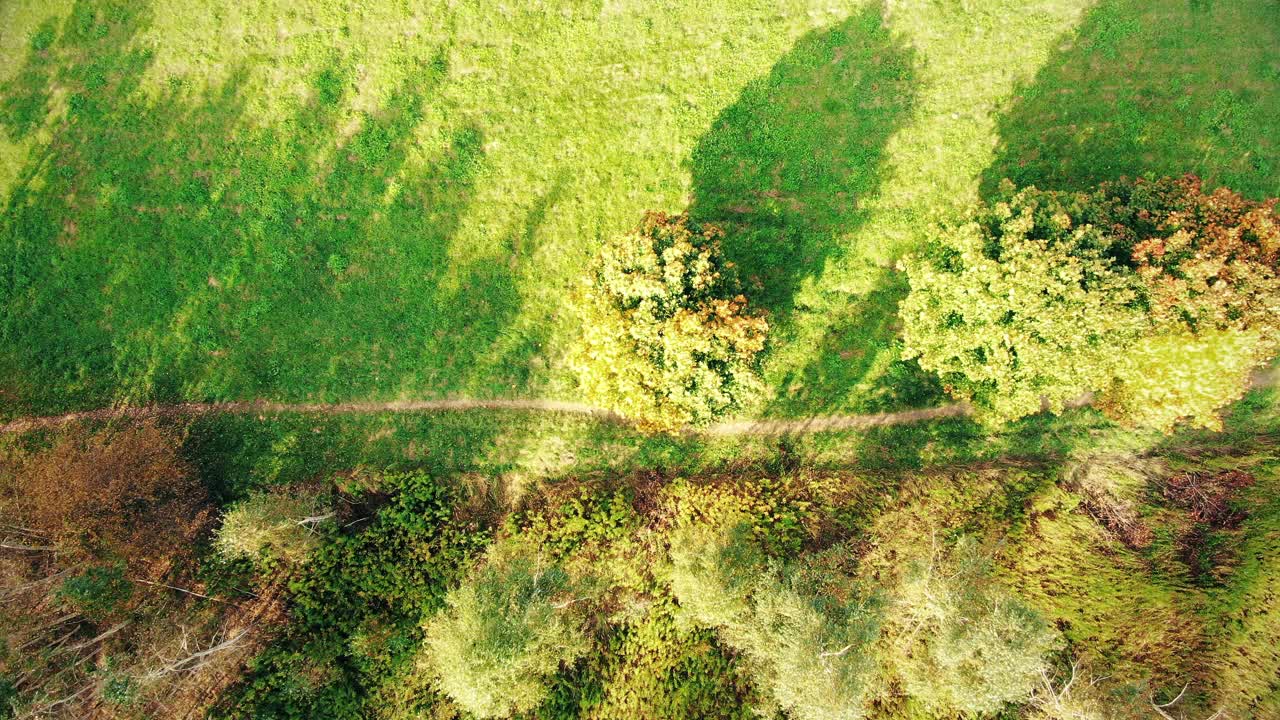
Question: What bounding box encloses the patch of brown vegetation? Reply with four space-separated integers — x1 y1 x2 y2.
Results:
0 423 278 718
1162 469 1255 530
1162 469 1256 584
8 422 210 573
1078 488 1154 551
1066 458 1158 551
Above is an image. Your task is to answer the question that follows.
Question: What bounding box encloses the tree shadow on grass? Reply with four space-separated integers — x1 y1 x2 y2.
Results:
689 2 917 321
981 0 1280 199
765 269 945 417
0 0 545 416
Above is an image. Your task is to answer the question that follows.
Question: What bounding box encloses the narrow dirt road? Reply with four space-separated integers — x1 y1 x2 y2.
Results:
0 399 624 436
1 368 1273 437
0 397 973 437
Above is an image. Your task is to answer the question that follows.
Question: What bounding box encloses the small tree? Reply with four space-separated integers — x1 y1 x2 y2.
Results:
902 176 1279 431
570 211 768 432
894 537 1059 717
215 486 333 569
423 552 589 718
667 520 881 720
666 521 763 629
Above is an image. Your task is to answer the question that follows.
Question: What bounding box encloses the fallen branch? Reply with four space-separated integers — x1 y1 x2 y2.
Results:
296 513 335 526
0 541 57 552
147 626 253 677
66 621 130 652
817 643 855 660
130 577 247 605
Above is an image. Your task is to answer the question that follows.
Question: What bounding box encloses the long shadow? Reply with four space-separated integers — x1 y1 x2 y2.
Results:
981 0 1280 199
766 269 945 417
0 2 539 417
688 2 916 321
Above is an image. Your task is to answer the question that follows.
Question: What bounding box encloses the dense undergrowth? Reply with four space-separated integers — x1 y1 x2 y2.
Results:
4 388 1276 718
211 416 1280 719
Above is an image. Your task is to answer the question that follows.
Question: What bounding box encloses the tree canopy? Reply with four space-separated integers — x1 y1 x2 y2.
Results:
570 212 769 432
902 175 1279 430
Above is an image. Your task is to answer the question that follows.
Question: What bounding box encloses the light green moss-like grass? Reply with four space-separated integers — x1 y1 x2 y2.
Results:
8 0 1274 424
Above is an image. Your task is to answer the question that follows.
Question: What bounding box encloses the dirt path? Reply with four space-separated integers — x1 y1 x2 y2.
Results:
1 368 1274 438
0 399 625 436
0 397 972 436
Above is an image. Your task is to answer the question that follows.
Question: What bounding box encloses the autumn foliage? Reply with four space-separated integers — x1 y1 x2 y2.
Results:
9 421 210 570
903 175 1279 431
570 212 769 431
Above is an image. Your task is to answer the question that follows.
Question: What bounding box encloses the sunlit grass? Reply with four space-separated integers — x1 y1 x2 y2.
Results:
0 0 1276 425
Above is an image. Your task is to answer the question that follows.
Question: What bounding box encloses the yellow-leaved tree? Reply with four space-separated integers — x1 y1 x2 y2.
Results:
570 212 768 432
902 176 1278 431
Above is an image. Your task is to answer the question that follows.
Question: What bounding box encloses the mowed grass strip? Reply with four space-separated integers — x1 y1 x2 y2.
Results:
0 0 1276 422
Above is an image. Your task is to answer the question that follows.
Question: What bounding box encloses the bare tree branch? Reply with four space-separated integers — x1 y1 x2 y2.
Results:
817 643 855 660
130 577 248 604
146 626 253 677
0 540 56 552
1154 683 1189 709
66 621 129 652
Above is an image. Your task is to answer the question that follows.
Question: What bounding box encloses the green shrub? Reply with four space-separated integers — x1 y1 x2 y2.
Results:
216 472 486 720
510 487 641 559
423 552 589 718
0 677 16 719
894 537 1059 717
569 211 768 432
668 521 881 720
101 674 139 707
57 565 134 621
667 521 764 630
215 486 333 569
902 175 1279 431
584 603 758 720
735 581 880 720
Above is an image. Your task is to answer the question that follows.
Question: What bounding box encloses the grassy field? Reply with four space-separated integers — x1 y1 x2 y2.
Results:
4 0 1275 423
3 3 1280 716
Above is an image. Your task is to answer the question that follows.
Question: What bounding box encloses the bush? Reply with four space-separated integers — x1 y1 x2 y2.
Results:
894 537 1059 717
215 486 333 569
736 581 880 720
217 472 486 720
7 422 209 569
583 602 758 720
902 175 1279 431
423 552 589 718
57 564 134 621
667 522 764 630
570 211 768 432
668 521 881 720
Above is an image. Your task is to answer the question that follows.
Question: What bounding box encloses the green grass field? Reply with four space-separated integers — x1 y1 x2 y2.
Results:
4 0 1275 423
4 3 1280 717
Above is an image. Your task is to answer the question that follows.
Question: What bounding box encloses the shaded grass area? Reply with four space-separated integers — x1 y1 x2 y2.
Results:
690 5 915 321
158 379 1274 509
0 0 1079 423
983 0 1280 198
0 0 524 414
1197 459 1280 715
0 0 911 420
